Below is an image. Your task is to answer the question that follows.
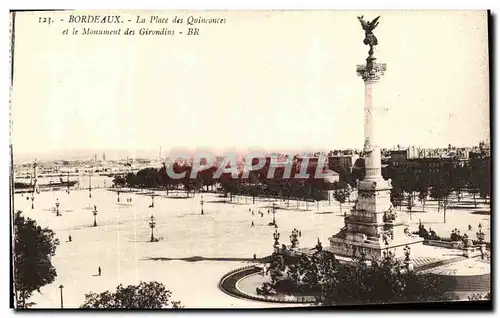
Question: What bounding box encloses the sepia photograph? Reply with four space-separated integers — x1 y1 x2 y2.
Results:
8 9 491 310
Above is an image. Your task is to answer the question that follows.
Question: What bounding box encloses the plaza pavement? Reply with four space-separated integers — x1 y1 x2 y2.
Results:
15 177 490 308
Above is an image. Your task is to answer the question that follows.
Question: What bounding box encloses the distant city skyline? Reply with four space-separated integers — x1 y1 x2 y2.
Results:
11 11 489 160
12 141 489 163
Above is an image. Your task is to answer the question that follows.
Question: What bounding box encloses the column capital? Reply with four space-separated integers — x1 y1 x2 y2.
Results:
356 63 387 84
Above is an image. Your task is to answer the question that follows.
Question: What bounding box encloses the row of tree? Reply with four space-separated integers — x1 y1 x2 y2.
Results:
387 155 490 211
113 154 490 213
113 161 335 202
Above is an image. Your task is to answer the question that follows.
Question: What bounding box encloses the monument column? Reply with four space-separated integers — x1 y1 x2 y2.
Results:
357 63 386 181
329 16 423 260
364 79 374 153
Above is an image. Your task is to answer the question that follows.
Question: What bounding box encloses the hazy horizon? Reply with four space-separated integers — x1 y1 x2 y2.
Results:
12 139 488 163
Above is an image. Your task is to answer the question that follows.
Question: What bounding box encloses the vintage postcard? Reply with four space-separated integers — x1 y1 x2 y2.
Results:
9 10 491 309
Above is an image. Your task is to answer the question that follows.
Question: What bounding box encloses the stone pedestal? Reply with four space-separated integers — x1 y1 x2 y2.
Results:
405 260 415 272
480 244 487 254
273 244 280 254
328 62 423 260
290 243 300 251
463 247 475 258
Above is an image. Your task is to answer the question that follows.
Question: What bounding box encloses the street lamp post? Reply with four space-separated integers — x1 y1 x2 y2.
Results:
273 229 280 246
88 174 92 198
31 193 35 209
93 205 98 227
151 195 155 208
403 245 411 262
200 195 204 215
59 285 64 309
477 223 485 244
117 190 120 203
273 229 280 253
403 245 414 271
55 198 60 216
290 228 299 248
149 215 156 242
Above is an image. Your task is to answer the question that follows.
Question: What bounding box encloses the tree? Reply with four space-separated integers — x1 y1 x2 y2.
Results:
260 248 449 305
332 181 349 214
479 185 489 204
400 168 418 202
112 175 126 188
390 185 405 211
125 173 136 188
406 194 416 220
260 247 339 296
430 183 449 211
467 181 480 208
451 165 467 202
135 168 161 188
430 182 452 223
468 156 490 206
199 166 217 192
14 211 60 308
320 252 449 305
81 281 182 309
468 293 491 301
418 186 429 212
479 157 491 203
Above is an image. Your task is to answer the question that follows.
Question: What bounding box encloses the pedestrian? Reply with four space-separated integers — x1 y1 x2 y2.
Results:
299 230 302 237
267 209 270 215
68 235 72 242
251 221 254 227
98 266 102 276
252 210 254 215
468 224 472 231
253 253 257 261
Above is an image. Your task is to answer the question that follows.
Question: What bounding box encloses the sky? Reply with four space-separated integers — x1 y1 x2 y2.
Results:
10 10 490 160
